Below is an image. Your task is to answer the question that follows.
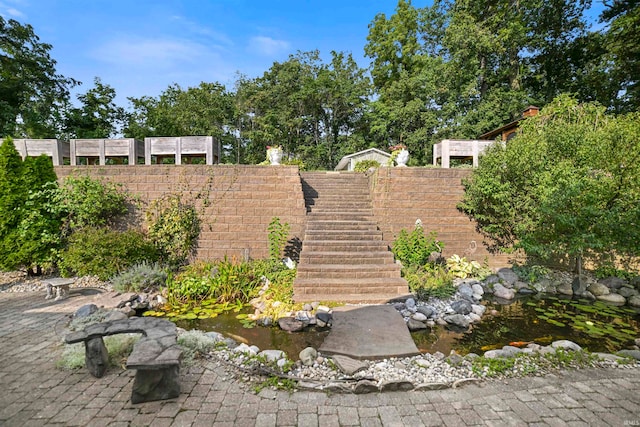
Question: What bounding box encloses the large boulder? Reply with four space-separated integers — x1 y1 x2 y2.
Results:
587 282 610 297
551 340 582 352
407 319 428 331
278 317 305 332
618 286 639 298
416 306 435 318
628 295 640 308
451 300 473 315
599 277 627 290
596 293 626 305
497 268 519 287
493 283 516 300
443 314 470 329
75 304 99 319
299 347 317 366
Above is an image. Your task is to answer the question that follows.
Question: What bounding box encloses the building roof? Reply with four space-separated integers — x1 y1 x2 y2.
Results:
478 106 540 140
334 148 391 171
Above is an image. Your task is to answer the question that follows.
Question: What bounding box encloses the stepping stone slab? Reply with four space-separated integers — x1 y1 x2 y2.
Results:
319 305 420 360
331 355 368 375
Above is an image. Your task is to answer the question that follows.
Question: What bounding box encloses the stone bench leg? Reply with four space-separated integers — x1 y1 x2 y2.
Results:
45 284 54 300
85 337 109 378
54 285 70 301
131 365 180 404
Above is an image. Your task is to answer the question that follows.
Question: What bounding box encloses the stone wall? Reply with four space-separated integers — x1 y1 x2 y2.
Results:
370 167 512 268
54 165 307 261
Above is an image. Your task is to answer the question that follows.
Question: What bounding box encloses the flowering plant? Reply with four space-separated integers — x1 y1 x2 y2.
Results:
389 144 407 152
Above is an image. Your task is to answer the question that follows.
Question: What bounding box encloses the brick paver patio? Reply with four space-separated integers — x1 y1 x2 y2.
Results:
1 290 639 426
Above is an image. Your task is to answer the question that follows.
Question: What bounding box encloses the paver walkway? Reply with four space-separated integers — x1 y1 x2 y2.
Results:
1 289 640 426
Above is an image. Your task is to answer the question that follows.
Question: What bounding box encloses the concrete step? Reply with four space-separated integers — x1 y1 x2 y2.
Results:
305 201 372 209
302 240 390 252
308 209 373 215
305 221 378 231
293 293 409 304
296 264 401 279
299 251 395 264
304 230 383 241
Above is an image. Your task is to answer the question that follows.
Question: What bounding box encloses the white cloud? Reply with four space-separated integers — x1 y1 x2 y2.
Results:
247 36 290 57
0 0 25 18
169 15 234 48
92 36 211 68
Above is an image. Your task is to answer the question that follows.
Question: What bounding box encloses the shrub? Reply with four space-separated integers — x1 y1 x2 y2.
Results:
354 159 381 172
57 334 140 370
177 330 219 365
446 254 491 279
110 262 168 293
267 217 290 263
146 194 200 268
403 265 456 300
59 227 158 280
392 222 443 268
54 175 129 232
167 258 262 305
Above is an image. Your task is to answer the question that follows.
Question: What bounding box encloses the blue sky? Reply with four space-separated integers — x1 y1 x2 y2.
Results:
1 0 606 106
0 0 418 104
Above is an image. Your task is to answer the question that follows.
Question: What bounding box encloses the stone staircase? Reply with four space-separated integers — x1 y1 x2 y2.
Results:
293 172 409 303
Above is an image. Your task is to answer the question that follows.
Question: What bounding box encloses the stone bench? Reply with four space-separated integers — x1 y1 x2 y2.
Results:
43 278 75 301
65 317 182 403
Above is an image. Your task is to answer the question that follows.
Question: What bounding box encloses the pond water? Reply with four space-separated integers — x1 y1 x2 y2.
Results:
176 295 640 358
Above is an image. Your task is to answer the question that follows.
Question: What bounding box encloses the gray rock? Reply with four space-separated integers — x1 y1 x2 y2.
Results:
393 302 405 311
484 349 505 359
599 277 628 290
497 268 518 287
581 291 596 300
447 352 464 365
299 347 317 366
407 319 428 331
103 310 128 322
471 304 486 316
443 314 470 329
514 281 530 291
411 312 428 321
316 312 332 328
303 303 313 311
557 282 573 296
316 305 331 313
331 355 368 376
233 343 258 356
596 293 626 305
593 352 626 362
354 380 379 394
416 306 435 318
75 304 99 319
618 286 639 298
587 282 610 296
433 351 446 360
131 365 180 404
414 358 430 368
259 350 287 363
85 337 109 378
405 298 416 309
617 349 640 360
518 288 536 295
380 380 414 392
551 340 582 352
295 310 312 322
500 345 522 357
483 275 501 286
415 382 450 391
628 295 640 308
458 284 474 299
451 300 473 315
278 317 305 332
471 284 484 296
493 283 516 300
435 318 448 326
468 313 482 323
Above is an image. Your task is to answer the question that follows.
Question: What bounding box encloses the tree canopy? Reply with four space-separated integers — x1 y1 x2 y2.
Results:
459 95 640 268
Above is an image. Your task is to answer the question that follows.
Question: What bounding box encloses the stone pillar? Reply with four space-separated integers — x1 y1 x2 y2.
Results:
85 337 109 378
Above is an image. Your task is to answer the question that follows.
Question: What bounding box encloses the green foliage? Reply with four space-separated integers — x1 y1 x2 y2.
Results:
593 265 636 281
446 255 490 280
392 222 442 268
0 17 78 138
167 258 262 306
253 375 297 393
0 138 61 272
177 330 219 366
267 217 290 263
403 264 456 300
354 159 381 172
145 194 200 268
110 262 168 293
57 334 140 370
58 227 158 280
54 175 129 232
460 96 640 267
512 264 550 283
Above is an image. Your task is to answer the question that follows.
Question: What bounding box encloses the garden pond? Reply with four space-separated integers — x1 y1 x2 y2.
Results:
168 294 640 358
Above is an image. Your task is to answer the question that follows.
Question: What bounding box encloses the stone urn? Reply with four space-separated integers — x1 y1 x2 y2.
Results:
267 147 283 165
395 149 409 167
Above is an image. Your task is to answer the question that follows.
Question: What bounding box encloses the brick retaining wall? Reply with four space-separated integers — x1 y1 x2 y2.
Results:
54 165 307 261
370 168 512 268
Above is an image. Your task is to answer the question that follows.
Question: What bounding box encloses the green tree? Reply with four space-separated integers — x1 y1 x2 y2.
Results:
63 77 128 139
459 96 640 270
0 17 78 137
